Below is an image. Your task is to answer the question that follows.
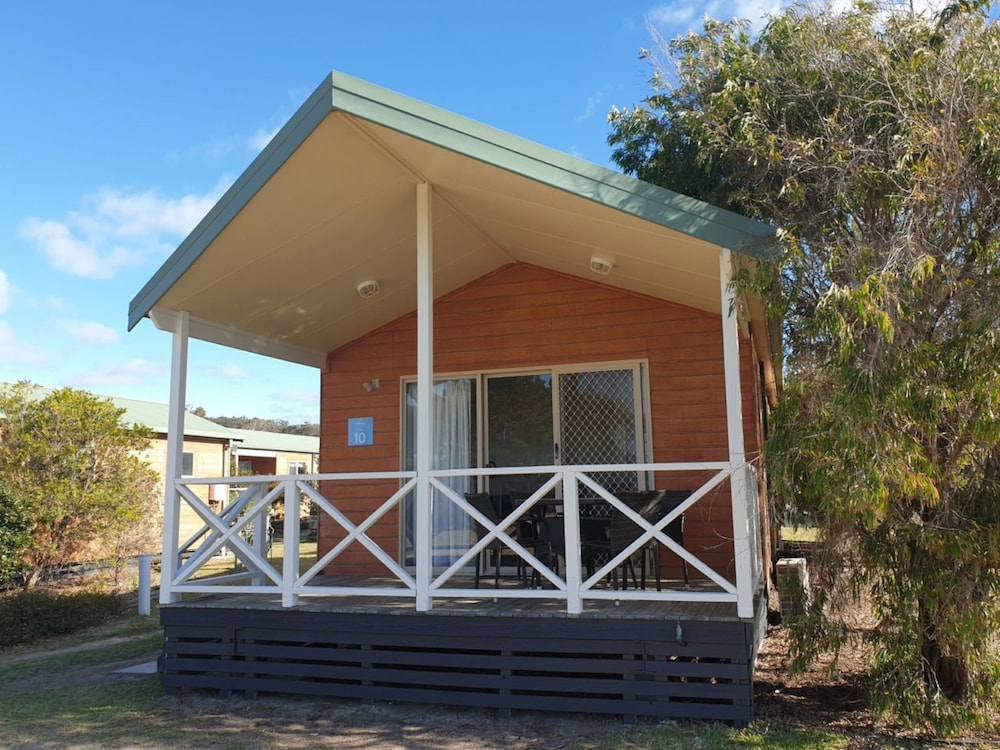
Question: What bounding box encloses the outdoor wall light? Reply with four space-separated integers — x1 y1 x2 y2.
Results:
357 279 381 298
589 256 614 275
362 378 381 392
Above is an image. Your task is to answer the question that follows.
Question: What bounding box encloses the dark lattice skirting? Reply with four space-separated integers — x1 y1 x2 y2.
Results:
160 606 757 725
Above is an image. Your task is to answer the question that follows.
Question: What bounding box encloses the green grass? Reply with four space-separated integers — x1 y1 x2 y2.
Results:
0 628 163 683
780 526 820 543
1 678 277 749
558 725 850 749
190 539 319 580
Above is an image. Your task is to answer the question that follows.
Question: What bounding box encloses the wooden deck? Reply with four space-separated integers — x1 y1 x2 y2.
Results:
175 572 742 618
159 575 767 726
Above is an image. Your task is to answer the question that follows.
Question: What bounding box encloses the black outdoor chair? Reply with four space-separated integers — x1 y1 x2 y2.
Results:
465 493 552 588
582 489 690 590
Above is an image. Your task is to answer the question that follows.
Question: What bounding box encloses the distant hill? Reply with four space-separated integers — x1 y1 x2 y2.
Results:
208 415 320 437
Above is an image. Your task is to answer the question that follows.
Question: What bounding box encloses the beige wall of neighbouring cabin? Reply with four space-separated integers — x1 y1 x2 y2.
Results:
238 451 318 476
319 263 766 582
141 435 231 550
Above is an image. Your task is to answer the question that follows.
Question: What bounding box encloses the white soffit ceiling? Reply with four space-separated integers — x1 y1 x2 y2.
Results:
135 72 777 367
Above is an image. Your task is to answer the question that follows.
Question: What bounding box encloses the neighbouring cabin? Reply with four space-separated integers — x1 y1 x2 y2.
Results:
129 71 780 725
229 429 319 477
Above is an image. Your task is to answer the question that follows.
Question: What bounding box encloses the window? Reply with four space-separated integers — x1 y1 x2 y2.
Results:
181 451 195 477
288 461 307 474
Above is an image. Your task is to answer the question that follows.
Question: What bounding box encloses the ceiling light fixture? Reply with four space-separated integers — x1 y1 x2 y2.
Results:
357 280 381 298
589 256 613 275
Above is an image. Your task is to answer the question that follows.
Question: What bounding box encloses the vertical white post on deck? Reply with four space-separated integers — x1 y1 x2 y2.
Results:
415 183 434 611
160 310 190 605
282 478 300 608
720 249 754 619
562 471 583 614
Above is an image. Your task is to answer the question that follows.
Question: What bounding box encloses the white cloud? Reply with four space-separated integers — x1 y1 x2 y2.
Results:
648 2 699 27
20 218 145 279
272 388 318 404
167 124 281 164
204 363 251 380
21 185 221 280
0 321 55 366
0 270 10 315
649 0 942 35
89 187 217 238
248 127 280 152
577 85 613 122
62 320 121 345
647 0 781 32
73 358 166 388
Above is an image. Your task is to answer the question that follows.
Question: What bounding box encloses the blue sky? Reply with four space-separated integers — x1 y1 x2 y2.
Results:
0 1 784 424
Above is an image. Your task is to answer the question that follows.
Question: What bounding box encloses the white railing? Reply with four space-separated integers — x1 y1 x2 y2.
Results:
744 463 764 594
160 462 764 616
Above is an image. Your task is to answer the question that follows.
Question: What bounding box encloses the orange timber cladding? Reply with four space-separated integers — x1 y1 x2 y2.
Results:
317 263 767 582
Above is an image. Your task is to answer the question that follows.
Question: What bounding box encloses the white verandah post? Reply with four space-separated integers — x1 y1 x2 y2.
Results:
720 249 755 618
415 183 434 612
160 310 190 605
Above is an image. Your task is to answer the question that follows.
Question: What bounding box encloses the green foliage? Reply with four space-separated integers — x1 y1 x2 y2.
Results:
0 589 133 648
0 382 161 587
0 485 32 585
210 413 319 436
609 1 1000 732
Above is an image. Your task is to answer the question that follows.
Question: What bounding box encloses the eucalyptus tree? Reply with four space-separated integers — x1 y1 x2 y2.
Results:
608 2 1000 730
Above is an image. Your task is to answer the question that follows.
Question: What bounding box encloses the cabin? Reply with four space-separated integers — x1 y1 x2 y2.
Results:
129 72 780 725
229 429 319 478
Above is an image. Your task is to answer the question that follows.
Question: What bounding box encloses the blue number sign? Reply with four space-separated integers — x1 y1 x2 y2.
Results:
348 417 374 446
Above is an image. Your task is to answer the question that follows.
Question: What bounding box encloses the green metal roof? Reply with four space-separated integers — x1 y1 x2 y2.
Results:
129 71 777 332
227 428 318 454
1 384 236 441
107 395 236 440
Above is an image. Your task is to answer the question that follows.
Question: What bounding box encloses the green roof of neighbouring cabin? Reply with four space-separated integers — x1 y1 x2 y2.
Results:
107 395 237 440
0 384 237 441
227 428 318 455
128 71 779 370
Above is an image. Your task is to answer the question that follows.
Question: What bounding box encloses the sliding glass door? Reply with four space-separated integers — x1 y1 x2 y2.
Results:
402 378 477 566
485 373 553 499
401 362 648 565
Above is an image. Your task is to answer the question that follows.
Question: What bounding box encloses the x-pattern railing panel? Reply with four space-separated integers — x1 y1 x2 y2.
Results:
297 477 416 590
429 475 566 592
162 463 758 612
574 471 737 595
172 482 282 587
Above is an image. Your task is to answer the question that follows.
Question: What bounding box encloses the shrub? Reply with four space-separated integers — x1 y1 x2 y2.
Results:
0 486 32 586
0 589 133 648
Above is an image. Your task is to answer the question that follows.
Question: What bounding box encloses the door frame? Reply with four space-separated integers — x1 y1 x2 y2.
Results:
399 359 653 565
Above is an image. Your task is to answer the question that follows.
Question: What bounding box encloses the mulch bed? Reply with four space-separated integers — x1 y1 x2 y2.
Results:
752 598 1000 748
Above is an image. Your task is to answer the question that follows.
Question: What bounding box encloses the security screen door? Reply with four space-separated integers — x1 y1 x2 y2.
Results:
554 366 646 497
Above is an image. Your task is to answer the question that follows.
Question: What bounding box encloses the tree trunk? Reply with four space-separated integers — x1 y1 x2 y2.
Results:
919 598 970 702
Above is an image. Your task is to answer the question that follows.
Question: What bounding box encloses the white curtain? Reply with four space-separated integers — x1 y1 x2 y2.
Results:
432 379 472 562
